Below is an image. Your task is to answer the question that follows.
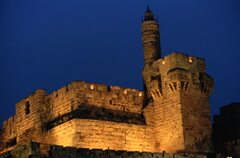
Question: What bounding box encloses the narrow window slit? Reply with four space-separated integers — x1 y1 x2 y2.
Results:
25 101 30 115
185 82 189 90
169 84 174 92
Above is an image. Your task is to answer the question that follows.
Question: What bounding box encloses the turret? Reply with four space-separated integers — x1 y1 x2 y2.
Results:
141 6 161 65
143 52 214 153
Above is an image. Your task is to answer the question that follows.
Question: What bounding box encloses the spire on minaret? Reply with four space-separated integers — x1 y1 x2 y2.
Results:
144 6 155 21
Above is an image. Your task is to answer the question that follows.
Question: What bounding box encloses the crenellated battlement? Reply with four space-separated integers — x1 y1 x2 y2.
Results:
143 52 213 102
48 80 143 100
157 52 206 74
150 52 213 96
45 81 144 121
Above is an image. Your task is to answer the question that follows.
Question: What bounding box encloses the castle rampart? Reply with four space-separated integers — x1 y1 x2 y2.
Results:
0 7 214 156
0 81 147 153
46 81 144 122
0 51 213 154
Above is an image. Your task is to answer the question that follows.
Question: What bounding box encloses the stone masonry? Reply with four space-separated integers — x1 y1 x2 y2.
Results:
0 7 214 156
0 142 210 158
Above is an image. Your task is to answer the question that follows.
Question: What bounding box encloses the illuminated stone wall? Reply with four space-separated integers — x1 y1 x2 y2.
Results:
0 53 213 154
2 116 16 142
0 81 146 152
143 53 213 152
44 119 76 147
45 119 156 152
46 81 144 122
1 89 47 146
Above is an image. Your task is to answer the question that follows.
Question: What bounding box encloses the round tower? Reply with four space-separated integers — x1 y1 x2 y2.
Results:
141 6 161 65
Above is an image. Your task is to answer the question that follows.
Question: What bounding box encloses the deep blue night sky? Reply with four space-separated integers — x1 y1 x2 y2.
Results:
0 0 240 125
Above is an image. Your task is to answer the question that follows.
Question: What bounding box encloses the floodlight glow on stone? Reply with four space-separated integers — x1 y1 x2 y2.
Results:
90 84 94 90
189 57 193 63
124 89 127 94
162 60 166 65
139 92 143 97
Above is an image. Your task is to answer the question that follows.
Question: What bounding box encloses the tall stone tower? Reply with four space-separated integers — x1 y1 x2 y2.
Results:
142 7 161 100
142 7 214 153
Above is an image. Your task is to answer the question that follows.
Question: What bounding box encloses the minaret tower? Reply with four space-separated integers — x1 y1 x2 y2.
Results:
142 7 162 100
141 6 161 65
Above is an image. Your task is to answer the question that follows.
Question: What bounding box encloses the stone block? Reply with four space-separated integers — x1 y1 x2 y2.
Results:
142 152 152 158
152 153 163 158
163 153 173 158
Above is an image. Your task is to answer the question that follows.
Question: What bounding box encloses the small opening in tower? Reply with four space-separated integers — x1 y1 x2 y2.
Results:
66 85 69 92
185 82 189 90
25 101 30 115
169 84 174 92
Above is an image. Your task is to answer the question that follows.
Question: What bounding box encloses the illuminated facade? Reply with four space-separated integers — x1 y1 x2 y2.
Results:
0 8 214 155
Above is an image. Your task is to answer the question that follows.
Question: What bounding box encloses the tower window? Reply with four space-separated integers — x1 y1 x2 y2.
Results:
107 86 111 92
66 85 69 92
25 101 30 115
185 82 189 90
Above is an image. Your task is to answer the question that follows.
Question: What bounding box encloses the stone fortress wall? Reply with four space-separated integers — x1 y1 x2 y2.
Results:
1 81 153 153
0 52 213 155
0 7 214 156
